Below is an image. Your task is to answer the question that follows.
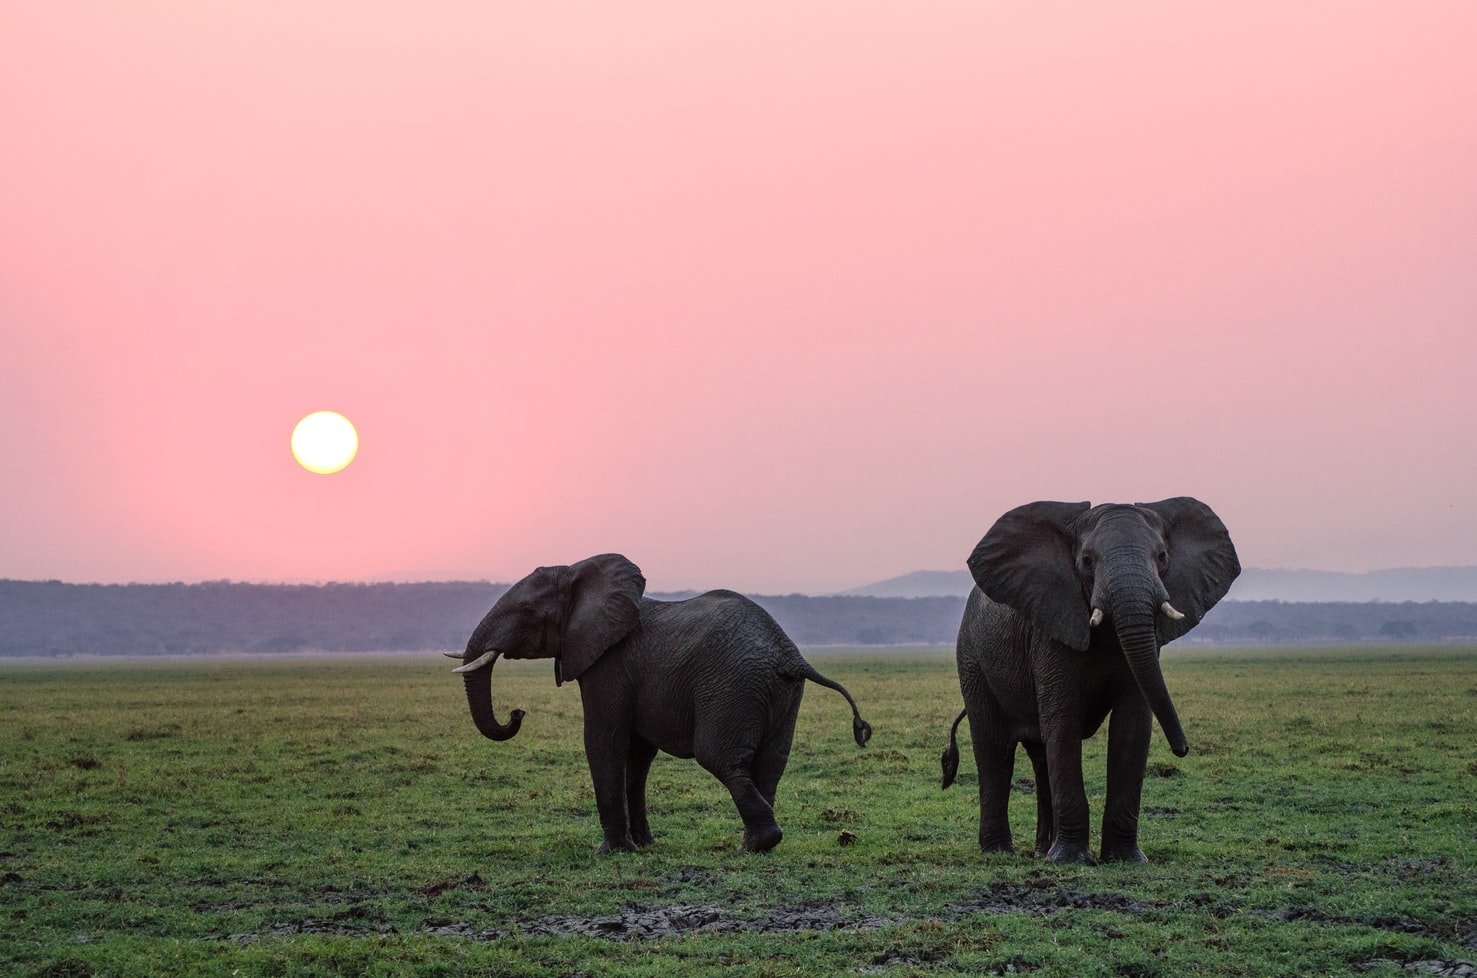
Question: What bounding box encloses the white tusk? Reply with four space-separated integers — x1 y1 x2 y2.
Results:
452 649 500 674
443 651 465 660
1161 601 1186 621
1090 608 1104 628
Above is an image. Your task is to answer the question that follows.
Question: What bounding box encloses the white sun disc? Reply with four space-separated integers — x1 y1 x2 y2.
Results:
291 411 358 474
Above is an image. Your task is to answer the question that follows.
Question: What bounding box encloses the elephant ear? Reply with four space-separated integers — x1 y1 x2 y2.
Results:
967 501 1092 652
558 554 646 684
1137 497 1241 645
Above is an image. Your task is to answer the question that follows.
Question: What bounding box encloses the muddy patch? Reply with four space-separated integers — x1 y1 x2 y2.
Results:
1260 907 1475 948
199 882 1473 949
949 882 1159 918
205 919 399 941
1358 961 1475 976
413 871 488 899
213 902 898 943
425 901 899 941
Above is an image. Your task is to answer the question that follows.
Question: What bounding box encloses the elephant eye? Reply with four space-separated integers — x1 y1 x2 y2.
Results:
1157 550 1169 570
1080 554 1094 573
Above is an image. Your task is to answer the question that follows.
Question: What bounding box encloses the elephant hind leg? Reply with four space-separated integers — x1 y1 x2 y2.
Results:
1023 739 1053 857
752 684 803 807
697 745 782 853
968 710 1018 854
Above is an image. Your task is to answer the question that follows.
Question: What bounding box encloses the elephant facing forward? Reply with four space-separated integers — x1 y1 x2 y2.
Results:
942 498 1239 864
450 554 872 853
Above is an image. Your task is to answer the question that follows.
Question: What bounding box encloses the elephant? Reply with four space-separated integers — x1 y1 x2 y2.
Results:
940 498 1239 864
448 553 873 853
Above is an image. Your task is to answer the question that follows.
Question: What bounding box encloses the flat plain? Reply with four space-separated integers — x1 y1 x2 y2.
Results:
2 646 1473 977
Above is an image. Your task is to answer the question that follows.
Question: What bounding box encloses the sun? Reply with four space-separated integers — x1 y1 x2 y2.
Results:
291 411 359 474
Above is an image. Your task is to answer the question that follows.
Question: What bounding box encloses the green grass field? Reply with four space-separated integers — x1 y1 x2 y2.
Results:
2 647 1473 977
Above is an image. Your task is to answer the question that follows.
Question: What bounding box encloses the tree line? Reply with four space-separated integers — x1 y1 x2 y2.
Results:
3 580 1477 657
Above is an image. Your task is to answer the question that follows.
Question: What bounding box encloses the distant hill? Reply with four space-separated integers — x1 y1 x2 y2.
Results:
840 566 1477 603
837 570 974 598
1227 567 1477 602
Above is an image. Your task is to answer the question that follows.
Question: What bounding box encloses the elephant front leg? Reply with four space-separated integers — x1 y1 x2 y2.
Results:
584 722 637 853
1100 699 1152 863
1042 728 1095 865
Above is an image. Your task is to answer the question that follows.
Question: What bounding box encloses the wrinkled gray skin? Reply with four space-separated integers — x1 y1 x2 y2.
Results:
455 554 872 854
941 498 1239 864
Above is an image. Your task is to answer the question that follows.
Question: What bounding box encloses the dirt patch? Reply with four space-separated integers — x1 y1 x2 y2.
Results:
859 948 948 972
1389 857 1452 880
1358 961 1475 976
949 883 1159 918
205 919 399 941
422 901 898 942
1260 907 1476 948
661 867 720 888
413 871 488 898
199 883 1473 949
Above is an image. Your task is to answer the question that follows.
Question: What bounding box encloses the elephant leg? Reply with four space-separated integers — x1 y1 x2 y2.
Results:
698 745 781 853
1100 698 1152 863
1022 739 1054 858
753 685 803 807
967 708 1017 854
625 737 658 848
584 719 637 854
1042 727 1094 865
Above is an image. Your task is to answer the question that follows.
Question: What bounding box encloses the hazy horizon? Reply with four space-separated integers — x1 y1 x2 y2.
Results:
10 562 1477 599
5 3 1475 595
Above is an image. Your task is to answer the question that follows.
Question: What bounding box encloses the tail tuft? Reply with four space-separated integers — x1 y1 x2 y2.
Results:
941 743 959 788
941 709 967 789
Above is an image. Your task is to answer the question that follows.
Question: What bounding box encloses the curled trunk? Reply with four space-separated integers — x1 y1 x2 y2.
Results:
461 652 524 741
1112 610 1189 757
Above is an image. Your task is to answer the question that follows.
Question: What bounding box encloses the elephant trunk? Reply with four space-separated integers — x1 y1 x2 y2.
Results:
1106 581 1188 757
461 649 524 741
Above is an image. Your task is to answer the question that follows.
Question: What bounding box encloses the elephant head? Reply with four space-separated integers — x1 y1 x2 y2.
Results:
967 498 1239 757
448 554 646 742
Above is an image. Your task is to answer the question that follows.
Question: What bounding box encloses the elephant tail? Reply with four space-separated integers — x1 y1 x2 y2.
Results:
797 664 873 747
941 709 967 789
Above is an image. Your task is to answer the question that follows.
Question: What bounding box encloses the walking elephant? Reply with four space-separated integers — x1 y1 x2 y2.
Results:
941 498 1239 864
449 554 872 853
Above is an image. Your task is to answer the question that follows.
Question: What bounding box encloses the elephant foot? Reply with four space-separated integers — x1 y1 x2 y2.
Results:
979 831 1015 856
1100 846 1148 864
1045 840 1097 865
742 824 783 853
631 828 655 849
597 836 639 854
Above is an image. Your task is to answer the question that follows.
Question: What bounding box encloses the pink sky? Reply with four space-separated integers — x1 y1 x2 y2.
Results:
3 3 1475 593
